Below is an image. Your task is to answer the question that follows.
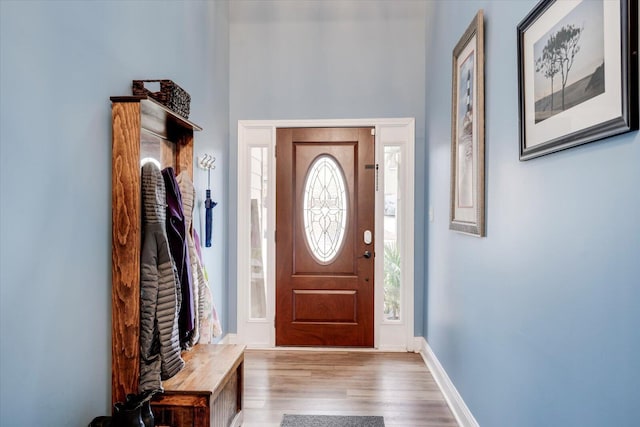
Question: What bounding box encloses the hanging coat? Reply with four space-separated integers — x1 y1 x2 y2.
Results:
177 172 221 343
162 167 195 348
139 163 184 394
177 172 200 348
193 229 222 339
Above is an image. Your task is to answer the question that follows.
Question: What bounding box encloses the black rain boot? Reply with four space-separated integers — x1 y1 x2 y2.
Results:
88 416 112 427
126 392 155 427
139 399 154 427
112 402 144 427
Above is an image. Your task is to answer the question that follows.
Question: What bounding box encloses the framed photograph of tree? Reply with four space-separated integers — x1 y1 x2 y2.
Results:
517 0 638 160
450 10 485 236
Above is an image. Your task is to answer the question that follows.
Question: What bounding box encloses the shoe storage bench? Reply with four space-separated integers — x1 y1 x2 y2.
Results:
152 344 244 427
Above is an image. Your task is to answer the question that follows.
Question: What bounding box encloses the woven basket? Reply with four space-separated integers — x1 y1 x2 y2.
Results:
132 79 191 119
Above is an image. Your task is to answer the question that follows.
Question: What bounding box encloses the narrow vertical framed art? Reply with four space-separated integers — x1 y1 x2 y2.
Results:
517 0 638 160
450 10 485 237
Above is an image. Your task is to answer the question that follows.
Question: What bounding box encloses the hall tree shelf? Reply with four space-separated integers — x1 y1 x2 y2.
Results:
111 95 244 427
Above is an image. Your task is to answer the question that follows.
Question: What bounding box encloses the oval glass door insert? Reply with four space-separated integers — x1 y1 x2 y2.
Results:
302 155 348 264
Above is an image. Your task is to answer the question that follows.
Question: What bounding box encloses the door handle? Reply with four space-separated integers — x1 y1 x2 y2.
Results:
363 250 372 259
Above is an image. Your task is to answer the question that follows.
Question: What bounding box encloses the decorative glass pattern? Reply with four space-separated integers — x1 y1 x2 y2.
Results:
303 155 348 263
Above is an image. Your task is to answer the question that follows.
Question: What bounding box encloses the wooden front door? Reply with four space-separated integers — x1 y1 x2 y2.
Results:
275 127 375 347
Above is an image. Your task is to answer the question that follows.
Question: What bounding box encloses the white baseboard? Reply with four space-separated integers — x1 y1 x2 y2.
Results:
416 337 479 427
377 344 411 352
218 333 238 344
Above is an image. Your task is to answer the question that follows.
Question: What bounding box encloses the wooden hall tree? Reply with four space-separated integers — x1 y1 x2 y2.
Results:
111 95 244 427
111 95 198 405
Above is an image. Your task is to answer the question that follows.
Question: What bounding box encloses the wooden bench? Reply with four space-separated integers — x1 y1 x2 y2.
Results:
151 344 245 427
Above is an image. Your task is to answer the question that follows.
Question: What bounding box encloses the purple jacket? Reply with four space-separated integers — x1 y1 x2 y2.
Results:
162 167 194 347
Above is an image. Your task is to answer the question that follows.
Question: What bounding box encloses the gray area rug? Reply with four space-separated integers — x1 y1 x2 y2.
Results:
281 414 385 427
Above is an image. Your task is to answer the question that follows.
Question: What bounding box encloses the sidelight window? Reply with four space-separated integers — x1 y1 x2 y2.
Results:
249 147 268 319
383 146 401 321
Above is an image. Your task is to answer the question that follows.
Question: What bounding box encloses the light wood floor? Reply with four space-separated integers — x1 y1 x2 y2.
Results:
242 350 458 427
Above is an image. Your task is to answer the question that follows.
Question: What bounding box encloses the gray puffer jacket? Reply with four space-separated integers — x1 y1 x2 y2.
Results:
139 163 184 393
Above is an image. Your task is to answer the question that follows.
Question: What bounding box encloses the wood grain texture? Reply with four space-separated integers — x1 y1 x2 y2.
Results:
151 344 245 427
242 350 458 427
111 96 202 408
111 101 142 405
161 344 245 398
153 406 196 427
175 132 194 180
292 290 357 323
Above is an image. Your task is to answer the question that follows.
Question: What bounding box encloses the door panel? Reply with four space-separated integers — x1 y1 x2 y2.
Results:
292 290 357 323
293 143 355 274
276 127 375 347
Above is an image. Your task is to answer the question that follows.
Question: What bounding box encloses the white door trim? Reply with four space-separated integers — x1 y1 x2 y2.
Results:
236 118 415 350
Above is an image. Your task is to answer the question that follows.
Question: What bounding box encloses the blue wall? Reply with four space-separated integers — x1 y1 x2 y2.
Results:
0 1 229 425
425 1 640 426
228 0 428 333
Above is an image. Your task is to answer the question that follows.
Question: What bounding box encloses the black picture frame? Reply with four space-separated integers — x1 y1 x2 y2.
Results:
517 0 638 160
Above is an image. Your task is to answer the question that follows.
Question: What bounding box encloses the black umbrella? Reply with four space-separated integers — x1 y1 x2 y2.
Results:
200 154 217 247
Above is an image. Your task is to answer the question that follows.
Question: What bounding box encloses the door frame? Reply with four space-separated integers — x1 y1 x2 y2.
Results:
236 118 415 351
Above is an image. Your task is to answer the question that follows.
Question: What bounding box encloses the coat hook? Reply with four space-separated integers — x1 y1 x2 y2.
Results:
198 154 216 170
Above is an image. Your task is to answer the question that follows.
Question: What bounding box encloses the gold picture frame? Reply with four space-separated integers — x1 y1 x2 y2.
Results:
450 10 485 237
